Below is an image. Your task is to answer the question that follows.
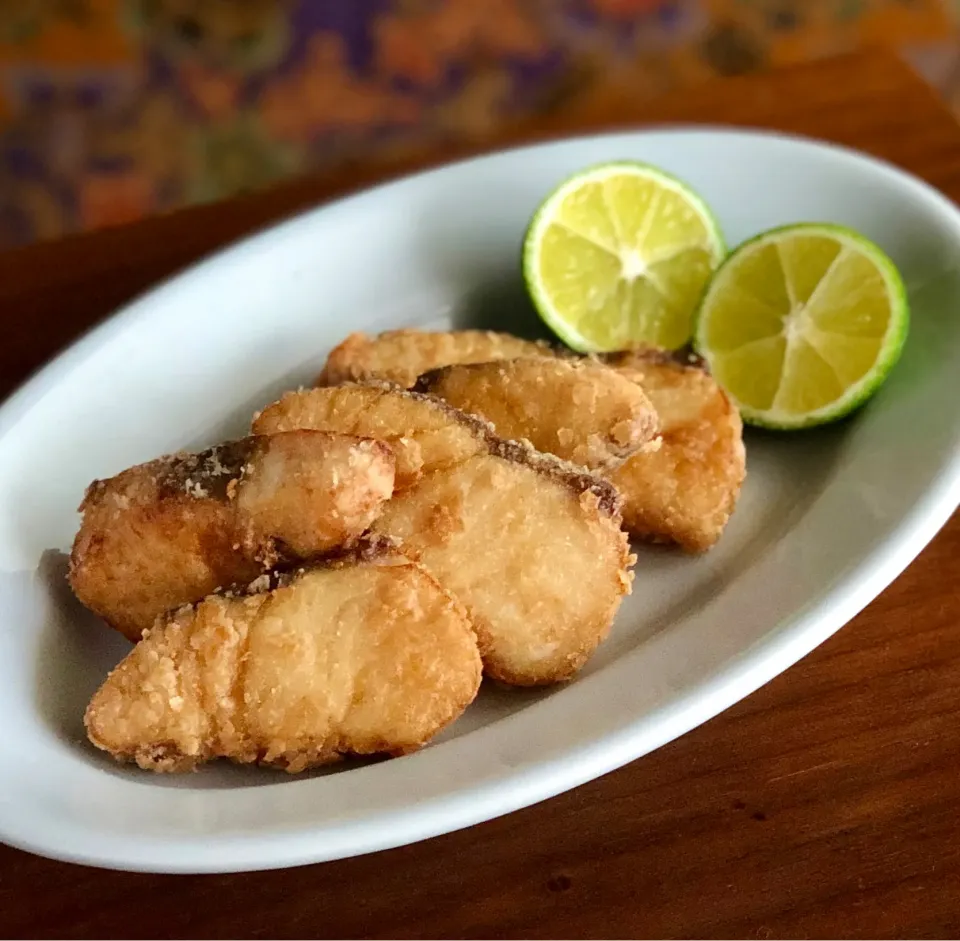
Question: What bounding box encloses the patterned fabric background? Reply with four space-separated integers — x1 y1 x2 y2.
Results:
0 0 957 248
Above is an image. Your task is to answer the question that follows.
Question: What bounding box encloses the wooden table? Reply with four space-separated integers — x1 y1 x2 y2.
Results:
1 49 959 940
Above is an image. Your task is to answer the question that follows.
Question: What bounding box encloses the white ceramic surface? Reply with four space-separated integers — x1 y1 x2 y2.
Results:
1 129 959 874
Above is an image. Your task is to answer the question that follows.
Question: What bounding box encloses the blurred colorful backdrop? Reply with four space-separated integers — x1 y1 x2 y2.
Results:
0 0 957 248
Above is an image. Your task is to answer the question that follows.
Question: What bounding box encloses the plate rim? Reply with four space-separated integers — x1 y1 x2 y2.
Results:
0 122 939 442
2 126 960 873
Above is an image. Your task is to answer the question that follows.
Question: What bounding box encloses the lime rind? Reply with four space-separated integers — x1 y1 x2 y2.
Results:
523 160 726 353
693 222 909 430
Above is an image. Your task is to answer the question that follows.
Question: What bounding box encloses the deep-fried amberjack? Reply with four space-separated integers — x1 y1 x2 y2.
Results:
253 382 486 489
85 538 482 772
257 384 633 684
317 329 553 388
413 356 660 470
372 433 632 686
70 431 395 641
603 348 746 551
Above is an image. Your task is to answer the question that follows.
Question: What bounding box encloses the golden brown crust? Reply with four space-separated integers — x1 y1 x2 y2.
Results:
477 425 623 520
235 433 394 565
71 461 256 644
253 382 490 489
254 381 623 518
85 540 482 773
602 347 746 552
69 431 396 641
373 449 632 686
312 387 636 686
317 329 555 388
257 378 630 685
413 356 660 470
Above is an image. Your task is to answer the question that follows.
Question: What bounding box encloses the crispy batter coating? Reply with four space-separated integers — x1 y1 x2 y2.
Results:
414 356 660 470
318 329 553 388
371 424 633 686
252 382 488 489
603 348 746 552
255 383 632 684
85 539 482 773
70 431 395 641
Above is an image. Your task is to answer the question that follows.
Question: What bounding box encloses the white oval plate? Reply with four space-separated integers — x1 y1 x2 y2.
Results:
1 130 959 874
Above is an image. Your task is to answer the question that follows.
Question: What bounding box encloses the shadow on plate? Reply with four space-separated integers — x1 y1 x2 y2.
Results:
449 274 553 342
583 420 851 669
32 550 394 788
33 549 129 750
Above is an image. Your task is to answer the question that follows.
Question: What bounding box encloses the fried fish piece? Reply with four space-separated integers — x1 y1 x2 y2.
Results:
318 329 553 388
603 348 746 552
252 382 487 489
85 538 482 773
70 431 395 641
413 356 660 470
258 383 632 684
369 418 633 686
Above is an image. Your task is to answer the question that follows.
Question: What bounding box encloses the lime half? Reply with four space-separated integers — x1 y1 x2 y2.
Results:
523 161 725 352
694 223 908 429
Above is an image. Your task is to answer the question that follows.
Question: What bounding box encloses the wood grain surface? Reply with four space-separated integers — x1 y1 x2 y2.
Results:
1 49 960 940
